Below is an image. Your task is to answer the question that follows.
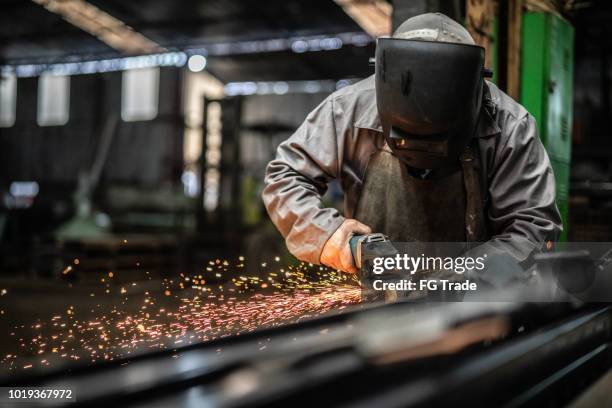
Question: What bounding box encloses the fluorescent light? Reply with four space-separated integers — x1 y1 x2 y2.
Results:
272 82 289 95
9 182 40 198
181 170 199 198
224 80 357 96
185 32 370 56
187 55 207 72
0 73 17 127
1 32 373 77
37 74 70 126
121 67 159 122
1 52 187 78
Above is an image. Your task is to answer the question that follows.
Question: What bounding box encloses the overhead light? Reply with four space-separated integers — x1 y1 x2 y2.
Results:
224 79 357 96
31 0 164 55
187 55 207 72
334 0 392 37
272 82 289 95
9 181 40 198
2 52 187 78
185 32 370 57
1 32 373 76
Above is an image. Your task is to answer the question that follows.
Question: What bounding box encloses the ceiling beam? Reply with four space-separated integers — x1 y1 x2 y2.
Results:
29 0 223 95
31 0 165 55
334 0 393 37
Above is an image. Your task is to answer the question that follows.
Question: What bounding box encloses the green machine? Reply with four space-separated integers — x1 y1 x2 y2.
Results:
520 12 574 241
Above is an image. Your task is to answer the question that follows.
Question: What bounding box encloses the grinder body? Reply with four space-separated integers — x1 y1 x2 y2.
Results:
349 233 396 270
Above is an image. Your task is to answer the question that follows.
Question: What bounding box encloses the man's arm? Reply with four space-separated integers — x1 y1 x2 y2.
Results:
262 97 346 264
483 112 562 263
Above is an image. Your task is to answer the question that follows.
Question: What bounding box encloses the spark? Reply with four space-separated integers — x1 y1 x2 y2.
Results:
0 257 361 372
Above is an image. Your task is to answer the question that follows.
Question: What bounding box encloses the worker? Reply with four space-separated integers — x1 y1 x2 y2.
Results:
262 13 562 275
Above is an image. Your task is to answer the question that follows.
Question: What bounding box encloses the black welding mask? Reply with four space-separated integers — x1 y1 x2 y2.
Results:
375 37 487 169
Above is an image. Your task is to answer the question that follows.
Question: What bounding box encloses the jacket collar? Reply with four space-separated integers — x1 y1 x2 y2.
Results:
480 81 502 137
353 82 501 138
353 94 382 132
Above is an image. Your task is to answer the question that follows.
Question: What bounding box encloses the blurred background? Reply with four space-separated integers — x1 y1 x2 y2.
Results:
0 0 611 281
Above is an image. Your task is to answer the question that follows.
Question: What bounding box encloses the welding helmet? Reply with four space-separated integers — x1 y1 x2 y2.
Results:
375 14 489 169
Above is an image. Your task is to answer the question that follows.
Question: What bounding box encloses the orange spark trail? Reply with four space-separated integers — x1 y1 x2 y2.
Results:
0 258 361 371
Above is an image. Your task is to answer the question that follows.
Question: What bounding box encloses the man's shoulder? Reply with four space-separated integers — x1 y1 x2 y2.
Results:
485 81 531 129
326 76 381 132
332 75 376 99
478 82 542 168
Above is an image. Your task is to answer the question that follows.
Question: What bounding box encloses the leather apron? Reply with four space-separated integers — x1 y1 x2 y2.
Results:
354 144 488 243
354 143 488 302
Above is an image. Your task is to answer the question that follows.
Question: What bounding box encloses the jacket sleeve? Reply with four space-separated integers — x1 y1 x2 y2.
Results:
485 113 562 261
262 97 345 264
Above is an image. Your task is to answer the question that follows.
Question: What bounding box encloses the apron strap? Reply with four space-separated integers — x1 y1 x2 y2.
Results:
460 146 487 242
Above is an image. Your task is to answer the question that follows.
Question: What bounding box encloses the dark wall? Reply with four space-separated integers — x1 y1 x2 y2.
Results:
572 5 612 155
0 67 184 190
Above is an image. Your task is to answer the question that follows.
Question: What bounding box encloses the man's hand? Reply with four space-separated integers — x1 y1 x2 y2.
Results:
320 219 371 274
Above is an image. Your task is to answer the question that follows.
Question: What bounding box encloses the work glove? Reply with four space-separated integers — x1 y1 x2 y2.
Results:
320 219 371 274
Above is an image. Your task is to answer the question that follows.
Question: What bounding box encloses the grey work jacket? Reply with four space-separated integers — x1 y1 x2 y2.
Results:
262 76 562 265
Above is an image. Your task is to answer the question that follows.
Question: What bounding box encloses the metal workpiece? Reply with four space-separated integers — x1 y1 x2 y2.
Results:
3 296 609 408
